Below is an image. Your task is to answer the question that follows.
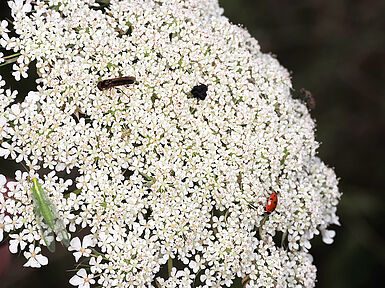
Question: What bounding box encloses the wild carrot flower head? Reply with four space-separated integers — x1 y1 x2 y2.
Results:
0 0 340 287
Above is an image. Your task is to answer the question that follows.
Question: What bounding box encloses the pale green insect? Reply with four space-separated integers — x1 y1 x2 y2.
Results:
31 177 70 252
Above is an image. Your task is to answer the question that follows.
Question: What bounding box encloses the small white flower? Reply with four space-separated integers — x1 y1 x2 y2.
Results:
0 20 9 37
189 254 205 273
9 232 27 253
12 63 28 81
0 74 5 86
3 215 17 232
69 268 95 288
200 268 216 286
23 244 48 268
0 142 11 158
0 174 6 186
0 214 5 242
68 235 94 262
8 0 32 19
321 229 336 244
24 91 40 103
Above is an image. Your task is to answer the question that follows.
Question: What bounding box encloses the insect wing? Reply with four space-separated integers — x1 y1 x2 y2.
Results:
40 192 70 249
52 212 70 248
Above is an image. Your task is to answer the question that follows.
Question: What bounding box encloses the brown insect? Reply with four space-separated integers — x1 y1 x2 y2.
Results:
300 88 316 110
97 76 136 91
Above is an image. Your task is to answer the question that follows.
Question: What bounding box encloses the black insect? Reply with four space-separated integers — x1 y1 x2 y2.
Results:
97 76 136 91
191 84 208 100
300 88 316 110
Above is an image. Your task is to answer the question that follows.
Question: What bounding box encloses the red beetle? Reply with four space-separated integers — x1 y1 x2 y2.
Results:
265 192 278 213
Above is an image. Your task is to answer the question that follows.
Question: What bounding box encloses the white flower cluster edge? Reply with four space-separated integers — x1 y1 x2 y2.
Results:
0 0 340 287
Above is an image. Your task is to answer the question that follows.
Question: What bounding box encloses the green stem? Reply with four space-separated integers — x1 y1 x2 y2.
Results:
64 188 82 198
258 214 269 239
168 257 173 278
192 268 202 288
2 52 20 59
281 230 288 249
0 57 18 67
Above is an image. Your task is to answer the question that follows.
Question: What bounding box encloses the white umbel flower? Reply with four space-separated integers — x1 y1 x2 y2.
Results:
0 0 340 287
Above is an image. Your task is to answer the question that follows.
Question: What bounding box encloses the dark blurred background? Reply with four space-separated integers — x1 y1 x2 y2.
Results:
218 0 385 287
1 0 385 287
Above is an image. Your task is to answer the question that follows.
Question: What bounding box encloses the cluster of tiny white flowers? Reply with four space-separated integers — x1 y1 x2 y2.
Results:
0 0 340 287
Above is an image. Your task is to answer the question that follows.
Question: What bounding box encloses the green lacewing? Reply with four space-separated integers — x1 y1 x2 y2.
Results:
97 76 136 91
31 178 70 252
